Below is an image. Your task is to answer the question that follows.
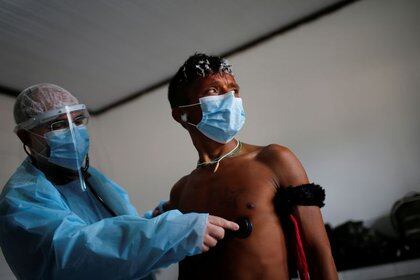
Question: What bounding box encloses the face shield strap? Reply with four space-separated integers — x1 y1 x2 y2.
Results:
14 104 88 133
24 139 89 172
24 141 86 186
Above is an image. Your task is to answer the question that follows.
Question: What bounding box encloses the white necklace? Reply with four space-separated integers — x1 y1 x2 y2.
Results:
197 140 241 173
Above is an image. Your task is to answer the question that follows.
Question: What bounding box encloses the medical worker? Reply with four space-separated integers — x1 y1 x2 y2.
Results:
0 83 239 280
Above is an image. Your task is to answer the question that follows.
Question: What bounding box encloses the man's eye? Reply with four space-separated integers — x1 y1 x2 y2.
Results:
74 118 84 126
51 121 69 130
73 116 88 126
206 88 218 95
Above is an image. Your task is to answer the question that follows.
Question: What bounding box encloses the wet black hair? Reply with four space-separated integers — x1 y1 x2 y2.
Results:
168 53 233 108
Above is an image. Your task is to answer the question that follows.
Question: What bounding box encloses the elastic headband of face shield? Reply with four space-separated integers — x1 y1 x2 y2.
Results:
14 104 89 133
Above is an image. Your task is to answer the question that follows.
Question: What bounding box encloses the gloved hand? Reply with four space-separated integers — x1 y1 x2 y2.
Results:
152 200 169 217
151 202 240 252
202 215 239 252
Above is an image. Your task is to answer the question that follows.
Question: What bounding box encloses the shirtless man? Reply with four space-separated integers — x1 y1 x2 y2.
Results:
158 53 338 279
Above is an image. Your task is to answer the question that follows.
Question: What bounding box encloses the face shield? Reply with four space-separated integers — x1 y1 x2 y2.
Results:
15 104 90 191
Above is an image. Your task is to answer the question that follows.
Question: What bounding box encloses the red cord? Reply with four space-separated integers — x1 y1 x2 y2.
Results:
289 214 310 280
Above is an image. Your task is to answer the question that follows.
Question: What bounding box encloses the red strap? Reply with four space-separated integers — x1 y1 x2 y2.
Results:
289 214 310 280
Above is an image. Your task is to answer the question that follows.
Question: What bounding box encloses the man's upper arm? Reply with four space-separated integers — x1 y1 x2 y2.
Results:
263 144 309 187
167 176 188 210
265 144 330 249
264 144 337 279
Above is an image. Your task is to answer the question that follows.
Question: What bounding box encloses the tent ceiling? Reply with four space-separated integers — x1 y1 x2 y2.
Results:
0 0 343 113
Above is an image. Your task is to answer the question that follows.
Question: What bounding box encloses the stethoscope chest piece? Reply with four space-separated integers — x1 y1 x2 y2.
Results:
233 217 253 239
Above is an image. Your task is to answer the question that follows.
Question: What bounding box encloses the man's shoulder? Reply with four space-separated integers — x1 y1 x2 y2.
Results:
258 143 293 159
170 175 189 203
257 144 308 187
243 143 293 164
172 175 189 189
250 143 306 185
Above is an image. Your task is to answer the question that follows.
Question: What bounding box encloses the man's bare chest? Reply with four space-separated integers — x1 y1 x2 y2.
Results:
177 160 278 219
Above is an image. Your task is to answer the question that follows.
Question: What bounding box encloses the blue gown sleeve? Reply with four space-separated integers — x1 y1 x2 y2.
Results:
143 200 168 219
0 174 208 280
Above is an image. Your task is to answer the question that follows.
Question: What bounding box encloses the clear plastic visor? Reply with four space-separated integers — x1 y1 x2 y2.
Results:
18 105 89 191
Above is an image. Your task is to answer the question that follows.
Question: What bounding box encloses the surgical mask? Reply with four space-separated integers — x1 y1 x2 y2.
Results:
44 125 90 170
179 91 245 143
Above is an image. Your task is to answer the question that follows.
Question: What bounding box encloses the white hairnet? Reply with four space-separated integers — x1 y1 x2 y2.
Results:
14 83 79 125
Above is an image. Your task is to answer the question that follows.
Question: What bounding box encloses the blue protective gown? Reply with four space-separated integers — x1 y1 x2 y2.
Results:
0 158 208 280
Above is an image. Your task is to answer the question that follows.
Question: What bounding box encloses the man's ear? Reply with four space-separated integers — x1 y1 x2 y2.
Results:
172 108 188 129
16 129 31 146
172 107 182 123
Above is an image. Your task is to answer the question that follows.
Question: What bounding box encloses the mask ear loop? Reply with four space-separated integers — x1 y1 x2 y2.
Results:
23 142 49 167
20 130 52 165
180 112 199 127
22 129 49 160
178 102 200 108
23 127 89 173
178 100 200 125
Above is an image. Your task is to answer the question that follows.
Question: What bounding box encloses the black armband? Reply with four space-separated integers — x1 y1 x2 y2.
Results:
274 183 326 213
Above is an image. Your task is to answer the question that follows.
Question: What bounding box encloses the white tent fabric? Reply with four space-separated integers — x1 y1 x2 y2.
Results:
0 0 338 111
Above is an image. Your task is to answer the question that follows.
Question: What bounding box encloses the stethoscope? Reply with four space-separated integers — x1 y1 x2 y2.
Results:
82 157 118 217
84 179 118 217
88 174 253 237
83 159 252 236
230 217 253 239
89 179 253 238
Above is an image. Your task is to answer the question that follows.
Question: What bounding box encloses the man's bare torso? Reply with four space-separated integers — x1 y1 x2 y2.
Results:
171 143 290 280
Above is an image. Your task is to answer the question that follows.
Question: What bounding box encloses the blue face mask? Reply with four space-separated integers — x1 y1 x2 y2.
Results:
44 125 90 170
179 91 246 143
